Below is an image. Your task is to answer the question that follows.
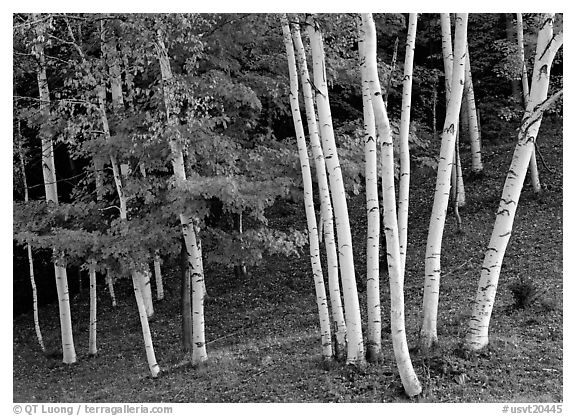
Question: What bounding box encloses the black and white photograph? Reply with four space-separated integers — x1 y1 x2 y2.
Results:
11 9 564 410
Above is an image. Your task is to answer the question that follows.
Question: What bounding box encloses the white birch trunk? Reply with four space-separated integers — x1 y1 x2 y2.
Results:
291 21 347 358
358 19 381 363
88 261 97 355
154 253 164 301
17 129 45 352
281 15 333 359
137 164 165 301
361 13 421 397
516 13 541 193
99 25 160 375
440 14 466 209
140 268 154 318
466 15 562 350
156 28 208 365
464 44 483 173
307 15 365 365
420 13 468 351
132 271 160 377
398 13 418 273
33 14 76 364
106 273 117 307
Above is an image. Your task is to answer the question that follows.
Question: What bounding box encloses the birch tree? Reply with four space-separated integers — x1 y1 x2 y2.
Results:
466 14 562 351
307 14 364 365
281 14 332 359
398 13 418 273
16 121 45 352
32 13 76 364
439 13 466 209
463 44 483 174
88 261 97 355
98 21 160 377
517 13 541 193
357 16 381 363
420 13 468 351
290 20 347 357
102 24 155 319
361 13 421 396
156 25 208 365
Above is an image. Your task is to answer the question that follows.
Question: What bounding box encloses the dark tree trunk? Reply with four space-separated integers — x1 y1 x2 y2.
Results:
180 239 193 352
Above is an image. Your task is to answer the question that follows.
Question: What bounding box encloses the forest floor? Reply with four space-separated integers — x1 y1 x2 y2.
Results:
13 119 563 403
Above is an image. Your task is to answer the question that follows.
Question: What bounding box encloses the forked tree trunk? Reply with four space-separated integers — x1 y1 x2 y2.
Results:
88 261 97 356
420 13 468 351
156 28 207 365
281 15 332 359
516 13 541 194
466 15 562 350
17 123 45 352
307 14 365 366
361 13 421 396
440 14 466 209
291 20 347 358
33 13 76 364
358 16 381 363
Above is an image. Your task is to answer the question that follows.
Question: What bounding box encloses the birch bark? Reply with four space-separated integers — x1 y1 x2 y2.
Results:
17 122 45 352
307 15 365 365
33 13 76 364
281 15 332 359
517 13 541 193
291 21 347 357
357 17 381 362
361 13 421 396
156 28 207 365
466 15 562 350
420 13 468 351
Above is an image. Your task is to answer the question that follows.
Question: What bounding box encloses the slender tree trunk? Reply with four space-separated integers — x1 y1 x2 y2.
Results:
398 13 418 272
33 13 76 364
281 15 333 359
506 13 523 104
156 28 207 365
291 20 347 358
181 239 193 352
361 13 421 396
432 81 439 141
464 44 483 173
420 13 468 351
307 14 365 366
516 13 541 193
357 16 381 363
233 213 248 278
154 252 164 301
140 269 154 318
138 164 165 300
16 123 45 352
106 273 117 307
466 15 562 350
132 271 160 377
97 32 160 377
88 261 97 356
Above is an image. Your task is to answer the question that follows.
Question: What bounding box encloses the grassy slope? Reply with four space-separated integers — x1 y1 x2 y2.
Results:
13 119 562 403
